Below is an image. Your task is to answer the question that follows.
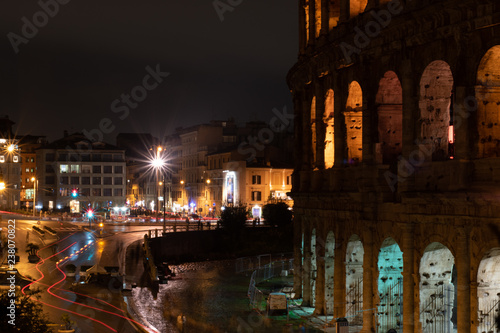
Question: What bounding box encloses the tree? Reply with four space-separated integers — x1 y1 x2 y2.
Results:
219 204 247 232
0 289 52 333
26 243 40 263
25 243 39 256
262 202 293 228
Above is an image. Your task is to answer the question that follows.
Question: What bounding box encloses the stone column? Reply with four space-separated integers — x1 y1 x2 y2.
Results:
456 226 471 333
303 226 312 306
315 229 326 314
321 0 330 36
334 237 346 319
334 78 347 166
293 215 303 299
309 0 316 47
454 86 474 160
402 223 416 332
293 91 304 190
366 0 378 11
315 84 326 170
362 87 375 164
302 91 312 171
361 228 375 333
340 0 350 22
299 0 307 54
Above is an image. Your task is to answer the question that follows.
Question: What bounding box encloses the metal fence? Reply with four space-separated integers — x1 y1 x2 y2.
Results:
246 256 294 311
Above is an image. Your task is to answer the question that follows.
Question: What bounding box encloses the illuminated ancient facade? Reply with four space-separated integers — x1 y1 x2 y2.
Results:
288 0 500 332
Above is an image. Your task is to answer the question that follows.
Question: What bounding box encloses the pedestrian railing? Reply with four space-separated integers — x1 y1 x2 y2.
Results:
246 257 294 311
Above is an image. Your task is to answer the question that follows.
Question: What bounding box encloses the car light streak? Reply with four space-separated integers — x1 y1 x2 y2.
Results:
18 229 149 331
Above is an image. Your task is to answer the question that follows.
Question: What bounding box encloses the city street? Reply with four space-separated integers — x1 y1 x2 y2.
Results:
0 215 151 332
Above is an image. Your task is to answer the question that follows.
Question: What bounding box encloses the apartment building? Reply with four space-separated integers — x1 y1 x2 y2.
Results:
37 133 126 211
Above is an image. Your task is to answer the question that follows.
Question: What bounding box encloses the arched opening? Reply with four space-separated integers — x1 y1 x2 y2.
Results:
350 0 368 18
345 81 363 165
419 61 455 161
310 229 317 308
377 237 403 332
325 231 335 315
376 71 403 164
324 89 335 168
419 242 457 332
476 46 500 158
311 96 317 166
315 0 321 38
477 248 500 333
346 234 364 326
329 0 340 30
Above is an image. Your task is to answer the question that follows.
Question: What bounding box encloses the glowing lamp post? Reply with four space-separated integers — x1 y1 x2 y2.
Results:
31 177 37 217
151 146 166 235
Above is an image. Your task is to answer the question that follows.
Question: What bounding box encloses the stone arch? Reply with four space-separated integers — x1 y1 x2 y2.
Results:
476 45 500 158
477 248 500 333
377 237 403 332
345 81 363 164
346 234 364 326
419 242 457 332
350 0 368 18
311 96 317 166
324 89 335 168
325 231 335 315
419 60 455 161
311 228 317 309
376 71 403 164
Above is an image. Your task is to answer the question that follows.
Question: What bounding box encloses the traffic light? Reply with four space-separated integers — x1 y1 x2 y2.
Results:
87 209 94 219
71 189 78 198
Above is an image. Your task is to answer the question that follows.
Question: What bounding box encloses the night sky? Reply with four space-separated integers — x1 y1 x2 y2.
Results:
0 1 298 143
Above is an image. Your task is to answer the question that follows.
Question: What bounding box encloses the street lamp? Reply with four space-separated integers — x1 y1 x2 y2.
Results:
31 177 37 217
150 146 166 234
205 179 211 216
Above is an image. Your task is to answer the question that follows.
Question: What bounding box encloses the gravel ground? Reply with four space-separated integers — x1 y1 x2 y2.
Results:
131 259 316 333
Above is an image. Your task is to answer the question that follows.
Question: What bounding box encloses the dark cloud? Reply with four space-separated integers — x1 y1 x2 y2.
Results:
0 1 297 142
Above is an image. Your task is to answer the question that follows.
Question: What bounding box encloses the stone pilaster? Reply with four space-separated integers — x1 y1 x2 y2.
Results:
361 229 375 332
315 84 326 170
402 223 416 332
309 0 316 47
340 0 350 22
315 232 326 314
334 239 346 319
294 216 303 299
303 227 312 306
456 226 471 333
299 0 307 54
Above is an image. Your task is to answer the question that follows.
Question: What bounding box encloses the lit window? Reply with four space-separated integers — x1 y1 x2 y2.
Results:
0 156 4 163
13 156 19 163
60 165 69 173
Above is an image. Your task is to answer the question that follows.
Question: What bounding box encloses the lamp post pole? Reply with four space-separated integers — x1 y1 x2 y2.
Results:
31 177 36 217
163 178 166 235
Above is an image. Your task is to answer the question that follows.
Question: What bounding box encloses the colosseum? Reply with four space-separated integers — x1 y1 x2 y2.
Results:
287 0 500 332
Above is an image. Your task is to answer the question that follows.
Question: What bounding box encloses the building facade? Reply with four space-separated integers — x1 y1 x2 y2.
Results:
37 133 126 212
288 0 500 332
19 135 46 210
221 160 293 218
